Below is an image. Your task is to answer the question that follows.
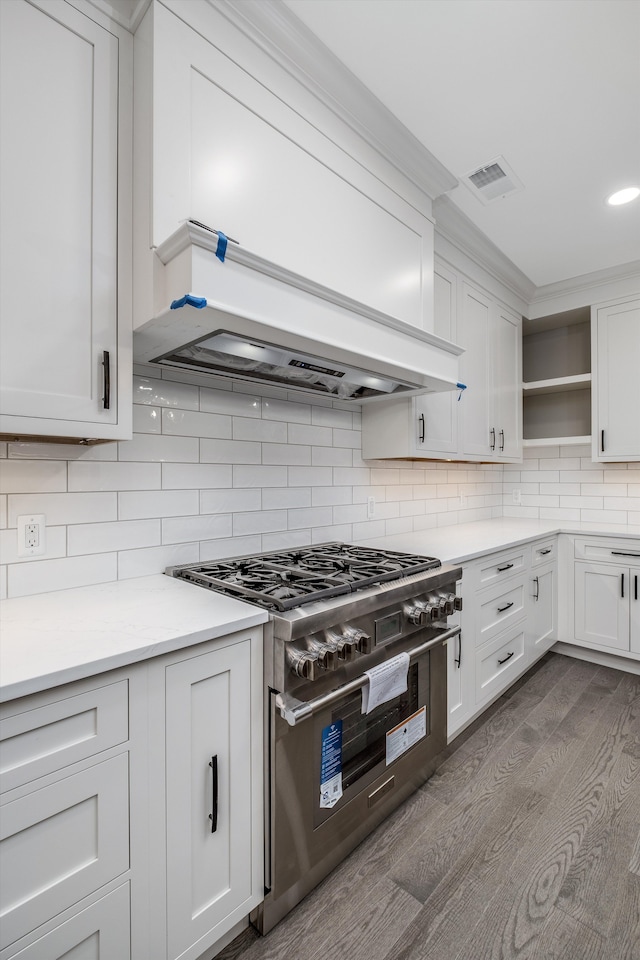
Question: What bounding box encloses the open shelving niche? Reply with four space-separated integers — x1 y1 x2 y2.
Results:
522 306 591 447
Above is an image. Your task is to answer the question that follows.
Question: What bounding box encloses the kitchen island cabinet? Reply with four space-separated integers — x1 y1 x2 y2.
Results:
0 0 132 444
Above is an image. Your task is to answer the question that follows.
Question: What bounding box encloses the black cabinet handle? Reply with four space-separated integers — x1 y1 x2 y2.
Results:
601 429 605 453
455 632 461 668
499 429 505 452
418 413 425 444
539 548 552 556
497 601 514 613
497 563 514 572
498 651 514 665
621 574 625 599
533 576 539 601
612 551 640 558
490 427 496 451
209 755 218 833
102 350 111 410
635 575 638 601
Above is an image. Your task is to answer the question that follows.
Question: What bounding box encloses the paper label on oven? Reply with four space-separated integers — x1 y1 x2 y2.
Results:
361 651 410 715
320 720 343 808
385 706 426 766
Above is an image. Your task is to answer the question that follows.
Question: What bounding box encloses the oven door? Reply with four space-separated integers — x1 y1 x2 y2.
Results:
267 632 449 914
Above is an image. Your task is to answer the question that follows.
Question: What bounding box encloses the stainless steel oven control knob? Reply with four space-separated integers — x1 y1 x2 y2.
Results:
306 636 338 670
285 648 319 681
324 630 357 662
404 601 429 625
342 625 373 655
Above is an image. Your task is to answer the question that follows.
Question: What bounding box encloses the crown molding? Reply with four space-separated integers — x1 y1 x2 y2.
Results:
210 0 458 203
433 196 536 305
529 260 640 313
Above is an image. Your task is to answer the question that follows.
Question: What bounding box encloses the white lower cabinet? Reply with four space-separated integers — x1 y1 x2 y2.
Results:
145 629 264 960
449 538 557 740
571 538 640 656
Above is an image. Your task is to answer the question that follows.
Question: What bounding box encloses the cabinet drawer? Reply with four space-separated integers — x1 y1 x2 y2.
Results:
0 752 129 951
531 538 557 568
476 548 529 587
477 579 526 646
0 680 128 794
7 882 130 960
476 628 526 705
574 537 640 567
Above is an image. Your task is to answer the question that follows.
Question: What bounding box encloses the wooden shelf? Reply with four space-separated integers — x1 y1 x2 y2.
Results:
523 435 591 448
523 373 591 396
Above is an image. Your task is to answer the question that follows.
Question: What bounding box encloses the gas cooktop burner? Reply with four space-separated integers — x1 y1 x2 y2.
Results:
170 542 441 613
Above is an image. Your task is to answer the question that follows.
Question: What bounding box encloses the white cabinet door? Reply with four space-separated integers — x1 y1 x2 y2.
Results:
458 282 492 458
0 0 131 442
632 569 640 654
574 561 630 651
492 305 522 461
416 262 459 455
593 296 640 461
164 641 256 960
528 566 556 656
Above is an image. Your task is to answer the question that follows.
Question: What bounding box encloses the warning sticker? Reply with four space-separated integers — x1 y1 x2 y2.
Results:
385 706 426 766
320 720 343 808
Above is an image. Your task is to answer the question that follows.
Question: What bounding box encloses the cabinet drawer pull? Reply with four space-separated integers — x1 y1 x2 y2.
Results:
498 651 514 665
499 429 505 452
497 601 514 613
621 574 625 599
497 563 514 572
490 427 496 451
611 551 640 558
533 576 539 601
209 755 218 833
418 413 425 444
539 548 552 556
102 350 110 410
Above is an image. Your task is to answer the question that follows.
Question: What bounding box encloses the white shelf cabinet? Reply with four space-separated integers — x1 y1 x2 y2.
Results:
522 308 591 446
0 0 131 444
592 295 640 461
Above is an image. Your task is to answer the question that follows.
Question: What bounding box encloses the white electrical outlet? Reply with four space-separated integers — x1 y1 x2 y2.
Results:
512 489 522 505
367 496 375 519
17 514 46 558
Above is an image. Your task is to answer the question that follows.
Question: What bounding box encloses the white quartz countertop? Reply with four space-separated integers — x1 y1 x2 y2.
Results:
357 518 640 566
0 575 268 703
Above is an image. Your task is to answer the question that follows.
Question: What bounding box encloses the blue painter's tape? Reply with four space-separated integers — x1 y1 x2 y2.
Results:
456 382 467 401
170 295 207 311
215 232 228 262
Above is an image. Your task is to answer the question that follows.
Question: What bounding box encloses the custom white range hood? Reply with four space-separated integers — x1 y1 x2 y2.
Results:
133 221 464 403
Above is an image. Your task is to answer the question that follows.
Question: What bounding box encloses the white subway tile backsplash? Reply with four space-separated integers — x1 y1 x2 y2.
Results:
163 408 232 439
8 553 117 598
6 370 640 600
118 490 199 520
119 433 199 463
200 439 261 464
69 520 161 556
161 515 232 545
162 463 232 490
69 462 161 492
8 492 117 527
0 460 66 494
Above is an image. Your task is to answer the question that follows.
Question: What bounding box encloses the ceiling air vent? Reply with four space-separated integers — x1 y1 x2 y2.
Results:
464 156 524 204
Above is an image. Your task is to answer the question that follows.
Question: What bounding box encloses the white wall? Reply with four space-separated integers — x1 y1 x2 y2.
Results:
0 368 503 600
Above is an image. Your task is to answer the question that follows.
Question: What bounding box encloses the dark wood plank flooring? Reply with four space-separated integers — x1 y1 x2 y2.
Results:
217 653 640 960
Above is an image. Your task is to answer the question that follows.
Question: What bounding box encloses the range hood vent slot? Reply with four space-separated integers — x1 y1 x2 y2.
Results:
464 156 523 204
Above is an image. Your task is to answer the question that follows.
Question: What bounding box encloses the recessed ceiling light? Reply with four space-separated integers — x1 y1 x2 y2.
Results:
607 186 640 206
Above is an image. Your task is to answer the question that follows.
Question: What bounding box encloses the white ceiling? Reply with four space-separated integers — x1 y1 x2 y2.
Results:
282 0 640 289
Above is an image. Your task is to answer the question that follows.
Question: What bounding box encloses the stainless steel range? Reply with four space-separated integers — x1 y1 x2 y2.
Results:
168 543 462 934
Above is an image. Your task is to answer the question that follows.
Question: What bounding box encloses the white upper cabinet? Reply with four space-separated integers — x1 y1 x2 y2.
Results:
0 0 132 443
592 296 640 461
133 0 437 332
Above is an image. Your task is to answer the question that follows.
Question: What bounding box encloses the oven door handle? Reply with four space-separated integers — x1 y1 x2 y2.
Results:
275 625 461 726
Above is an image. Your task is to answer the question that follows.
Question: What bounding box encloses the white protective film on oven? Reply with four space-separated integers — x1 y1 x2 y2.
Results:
385 705 427 765
361 652 410 714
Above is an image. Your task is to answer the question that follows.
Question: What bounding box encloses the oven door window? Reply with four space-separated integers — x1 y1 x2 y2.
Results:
311 652 432 828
